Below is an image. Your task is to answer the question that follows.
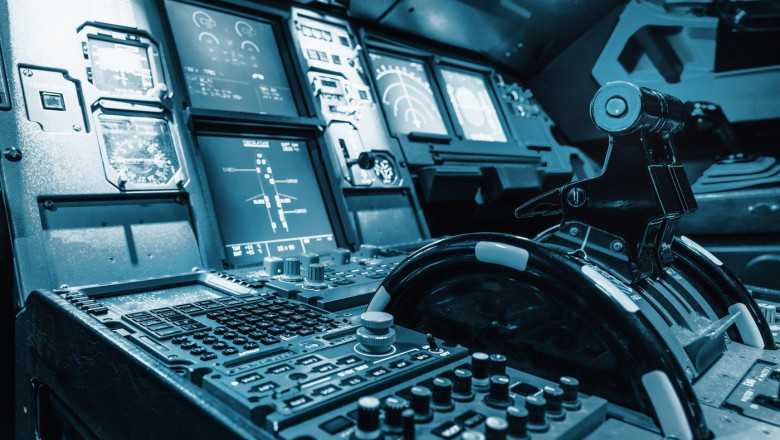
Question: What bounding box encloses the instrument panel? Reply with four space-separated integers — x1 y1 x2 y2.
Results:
197 135 337 264
96 114 185 190
165 0 298 116
440 67 508 143
368 52 449 136
79 24 166 101
2 1 779 440
87 37 156 96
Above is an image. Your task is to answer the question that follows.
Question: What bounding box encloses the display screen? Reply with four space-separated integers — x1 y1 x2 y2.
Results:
198 136 336 265
368 52 448 136
88 37 154 95
100 285 224 315
440 68 507 142
165 1 297 116
98 115 182 188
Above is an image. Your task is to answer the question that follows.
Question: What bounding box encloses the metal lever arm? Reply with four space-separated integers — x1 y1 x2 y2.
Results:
517 81 698 281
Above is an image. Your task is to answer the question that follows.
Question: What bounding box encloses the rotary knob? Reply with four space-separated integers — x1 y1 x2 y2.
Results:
486 375 512 408
484 416 508 440
453 368 474 401
263 256 283 276
526 395 549 432
410 386 433 422
383 397 408 431
331 248 351 265
544 385 565 420
432 377 454 410
560 376 581 410
402 408 416 440
280 257 302 282
304 263 327 289
356 312 396 354
506 406 529 439
471 352 490 390
356 396 381 440
490 354 507 376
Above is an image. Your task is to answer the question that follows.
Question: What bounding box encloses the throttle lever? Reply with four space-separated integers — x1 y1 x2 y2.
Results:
517 81 698 282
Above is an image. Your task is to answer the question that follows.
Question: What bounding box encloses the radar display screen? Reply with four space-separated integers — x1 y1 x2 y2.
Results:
440 68 507 142
98 115 183 189
198 136 336 265
88 37 154 95
99 284 224 315
165 1 297 117
368 52 447 136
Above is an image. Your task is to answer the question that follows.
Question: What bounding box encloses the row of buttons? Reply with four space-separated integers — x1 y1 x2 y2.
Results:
204 298 342 341
166 298 345 362
212 272 265 289
123 293 273 339
62 292 108 315
269 350 436 412
325 261 398 282
169 333 249 361
126 307 208 337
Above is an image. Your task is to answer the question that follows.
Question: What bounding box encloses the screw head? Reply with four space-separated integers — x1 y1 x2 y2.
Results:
569 227 580 237
3 147 22 162
566 187 587 207
610 241 624 252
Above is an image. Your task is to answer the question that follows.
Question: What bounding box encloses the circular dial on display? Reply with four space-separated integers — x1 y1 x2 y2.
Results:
369 53 448 136
235 20 255 38
441 68 508 142
99 116 182 189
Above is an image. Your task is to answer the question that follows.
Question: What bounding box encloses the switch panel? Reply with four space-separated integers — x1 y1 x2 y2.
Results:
19 66 86 133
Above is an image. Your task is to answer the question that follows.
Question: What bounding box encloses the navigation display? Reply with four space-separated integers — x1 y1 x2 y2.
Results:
368 52 447 136
88 37 154 95
440 68 507 142
198 136 336 265
165 1 297 116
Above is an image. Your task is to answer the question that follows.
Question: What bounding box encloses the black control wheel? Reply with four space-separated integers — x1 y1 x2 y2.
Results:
367 232 709 440
532 227 774 349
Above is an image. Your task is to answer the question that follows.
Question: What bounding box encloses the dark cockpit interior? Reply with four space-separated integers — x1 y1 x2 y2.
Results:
1 1 779 439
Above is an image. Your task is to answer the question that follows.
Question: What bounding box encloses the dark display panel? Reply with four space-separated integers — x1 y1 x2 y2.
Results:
88 37 154 95
368 52 447 136
100 285 224 315
440 68 507 142
198 136 336 265
165 1 297 116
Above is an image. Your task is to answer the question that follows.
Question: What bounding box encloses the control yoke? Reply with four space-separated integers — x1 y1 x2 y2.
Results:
516 81 697 282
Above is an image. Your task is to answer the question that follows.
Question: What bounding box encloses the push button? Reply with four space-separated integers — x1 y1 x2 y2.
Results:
319 416 353 435
200 352 217 361
455 410 485 428
432 421 463 439
40 91 65 111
